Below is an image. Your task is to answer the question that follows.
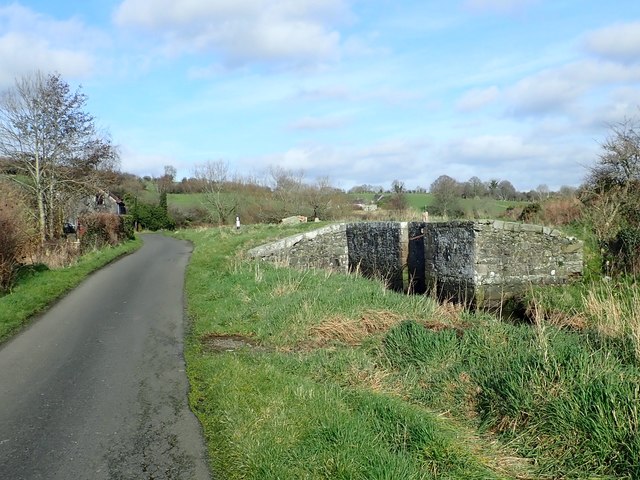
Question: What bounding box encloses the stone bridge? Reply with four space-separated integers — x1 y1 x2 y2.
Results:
247 220 583 307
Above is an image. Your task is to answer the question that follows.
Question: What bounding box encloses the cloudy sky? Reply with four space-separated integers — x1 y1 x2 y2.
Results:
1 0 639 191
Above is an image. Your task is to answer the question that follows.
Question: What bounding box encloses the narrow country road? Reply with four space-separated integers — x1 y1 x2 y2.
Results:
0 234 211 480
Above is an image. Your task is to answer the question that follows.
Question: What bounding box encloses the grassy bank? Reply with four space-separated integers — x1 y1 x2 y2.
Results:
179 224 640 479
178 225 523 479
0 237 142 343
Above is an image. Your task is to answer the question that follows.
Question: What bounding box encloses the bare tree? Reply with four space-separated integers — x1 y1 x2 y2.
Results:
430 175 460 216
587 117 640 193
536 184 550 201
582 116 640 274
157 164 177 194
389 179 408 211
268 165 305 217
0 72 118 242
194 160 238 225
462 176 486 198
498 180 518 201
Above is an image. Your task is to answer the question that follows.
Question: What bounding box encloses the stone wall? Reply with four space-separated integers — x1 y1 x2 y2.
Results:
248 220 584 306
346 222 406 291
424 221 476 303
424 220 583 306
247 223 349 273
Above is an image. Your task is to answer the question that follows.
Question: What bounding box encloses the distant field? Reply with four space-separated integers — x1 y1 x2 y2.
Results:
168 193 206 208
165 191 526 220
351 192 523 218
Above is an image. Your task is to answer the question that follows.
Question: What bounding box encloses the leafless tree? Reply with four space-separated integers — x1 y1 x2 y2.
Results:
581 116 640 273
430 175 460 216
268 165 305 217
536 184 550 201
157 164 177 194
0 72 118 242
193 160 238 225
462 176 486 198
590 118 640 187
388 179 408 211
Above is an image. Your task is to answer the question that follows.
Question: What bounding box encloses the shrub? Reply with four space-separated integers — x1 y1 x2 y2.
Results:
605 226 640 275
132 202 175 231
518 202 541 222
0 185 33 292
0 205 22 291
540 197 583 225
121 214 135 240
78 213 129 252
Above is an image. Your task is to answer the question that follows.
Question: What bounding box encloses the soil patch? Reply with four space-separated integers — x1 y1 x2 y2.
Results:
201 333 262 353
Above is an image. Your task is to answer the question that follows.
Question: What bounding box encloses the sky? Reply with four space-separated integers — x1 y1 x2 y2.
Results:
1 0 640 192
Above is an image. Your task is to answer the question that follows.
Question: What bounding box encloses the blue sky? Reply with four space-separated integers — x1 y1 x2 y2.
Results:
1 0 640 191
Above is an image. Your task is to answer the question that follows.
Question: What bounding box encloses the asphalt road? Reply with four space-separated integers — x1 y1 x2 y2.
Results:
0 234 211 480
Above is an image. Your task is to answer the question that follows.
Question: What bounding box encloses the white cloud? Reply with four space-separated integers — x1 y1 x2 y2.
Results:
0 4 101 88
438 134 586 190
505 59 640 116
117 145 183 178
295 85 352 101
233 138 431 189
584 21 640 63
446 134 548 162
0 33 93 88
114 0 350 68
577 86 640 130
455 86 500 111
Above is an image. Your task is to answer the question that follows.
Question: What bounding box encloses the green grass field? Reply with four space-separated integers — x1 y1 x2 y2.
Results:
166 190 525 220
176 224 640 479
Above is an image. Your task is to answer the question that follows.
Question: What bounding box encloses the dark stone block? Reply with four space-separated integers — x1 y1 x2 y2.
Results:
347 222 404 291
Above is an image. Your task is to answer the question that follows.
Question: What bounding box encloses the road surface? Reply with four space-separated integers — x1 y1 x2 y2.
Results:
0 234 211 479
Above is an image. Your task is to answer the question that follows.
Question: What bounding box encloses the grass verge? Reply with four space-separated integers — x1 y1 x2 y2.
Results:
179 224 640 479
177 225 530 479
0 237 142 343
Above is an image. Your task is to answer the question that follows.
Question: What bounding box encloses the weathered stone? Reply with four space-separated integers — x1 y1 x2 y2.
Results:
425 221 583 307
281 215 308 225
248 220 583 308
347 222 404 291
247 223 348 273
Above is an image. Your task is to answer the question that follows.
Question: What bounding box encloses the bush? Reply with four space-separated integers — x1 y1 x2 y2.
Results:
168 206 209 229
0 186 33 292
518 202 541 222
607 226 640 275
121 214 135 240
132 202 175 231
78 213 129 252
0 205 23 292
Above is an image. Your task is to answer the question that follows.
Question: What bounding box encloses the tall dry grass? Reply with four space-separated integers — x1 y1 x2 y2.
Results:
584 280 640 362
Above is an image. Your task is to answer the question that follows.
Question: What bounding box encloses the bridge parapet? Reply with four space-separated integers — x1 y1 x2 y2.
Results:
247 220 583 306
